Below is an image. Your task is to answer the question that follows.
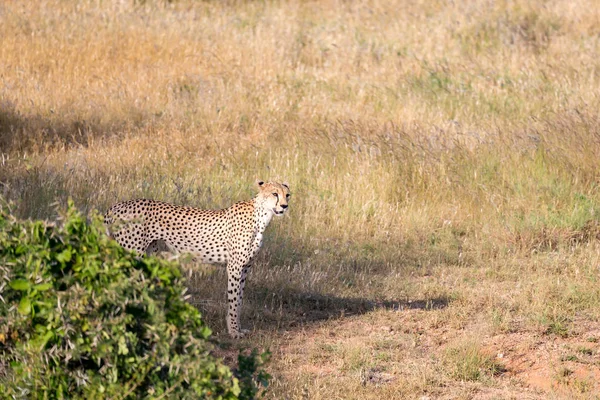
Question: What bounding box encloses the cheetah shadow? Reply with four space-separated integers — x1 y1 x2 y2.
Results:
187 276 450 337
244 286 450 332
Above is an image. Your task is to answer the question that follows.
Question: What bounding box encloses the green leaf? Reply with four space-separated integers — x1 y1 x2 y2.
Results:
56 249 72 263
33 283 52 291
9 279 30 291
18 297 32 315
31 331 53 351
118 336 129 355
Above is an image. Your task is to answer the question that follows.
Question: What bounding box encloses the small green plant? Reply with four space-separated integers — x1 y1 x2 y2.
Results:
560 354 578 362
0 201 269 399
576 346 593 356
544 315 571 338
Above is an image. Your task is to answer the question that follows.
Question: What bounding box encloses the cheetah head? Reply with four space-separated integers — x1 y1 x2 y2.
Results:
257 180 291 216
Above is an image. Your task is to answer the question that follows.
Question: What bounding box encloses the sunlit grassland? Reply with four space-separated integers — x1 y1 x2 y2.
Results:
1 0 600 397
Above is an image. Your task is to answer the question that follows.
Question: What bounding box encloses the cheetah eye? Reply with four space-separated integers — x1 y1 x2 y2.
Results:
272 193 278 198
286 194 291 199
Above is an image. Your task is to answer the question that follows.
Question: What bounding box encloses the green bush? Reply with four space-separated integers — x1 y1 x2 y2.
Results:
0 201 268 399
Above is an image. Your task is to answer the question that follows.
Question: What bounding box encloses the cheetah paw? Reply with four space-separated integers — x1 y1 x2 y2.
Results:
230 329 250 339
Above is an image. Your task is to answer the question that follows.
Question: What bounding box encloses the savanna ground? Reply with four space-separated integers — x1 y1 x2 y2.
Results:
1 0 600 398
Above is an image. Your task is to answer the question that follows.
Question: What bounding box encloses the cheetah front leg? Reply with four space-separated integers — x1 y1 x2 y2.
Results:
226 261 252 339
226 262 244 338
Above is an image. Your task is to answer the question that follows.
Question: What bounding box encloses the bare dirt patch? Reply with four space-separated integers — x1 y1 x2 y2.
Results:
213 310 600 399
486 326 600 395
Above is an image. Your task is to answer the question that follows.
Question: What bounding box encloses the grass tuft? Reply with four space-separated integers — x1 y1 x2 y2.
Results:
442 341 505 382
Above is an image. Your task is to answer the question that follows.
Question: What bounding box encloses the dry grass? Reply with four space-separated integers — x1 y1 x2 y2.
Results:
2 0 600 398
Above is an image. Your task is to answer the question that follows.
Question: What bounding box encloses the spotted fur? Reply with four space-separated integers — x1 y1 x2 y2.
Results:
104 180 291 338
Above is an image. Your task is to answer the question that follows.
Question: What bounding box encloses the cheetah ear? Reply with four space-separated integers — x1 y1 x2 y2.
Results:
282 181 290 189
256 179 265 187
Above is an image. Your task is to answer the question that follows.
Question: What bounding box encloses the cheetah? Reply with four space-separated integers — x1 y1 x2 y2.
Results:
104 180 291 338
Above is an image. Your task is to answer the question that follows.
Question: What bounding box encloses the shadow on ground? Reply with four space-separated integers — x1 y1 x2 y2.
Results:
0 101 135 154
248 284 450 327
187 279 451 338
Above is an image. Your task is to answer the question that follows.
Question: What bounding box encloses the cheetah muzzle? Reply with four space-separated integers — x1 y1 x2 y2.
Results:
104 180 291 338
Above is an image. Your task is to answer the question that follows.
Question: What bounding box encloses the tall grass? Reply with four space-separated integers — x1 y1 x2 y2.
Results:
1 0 600 397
